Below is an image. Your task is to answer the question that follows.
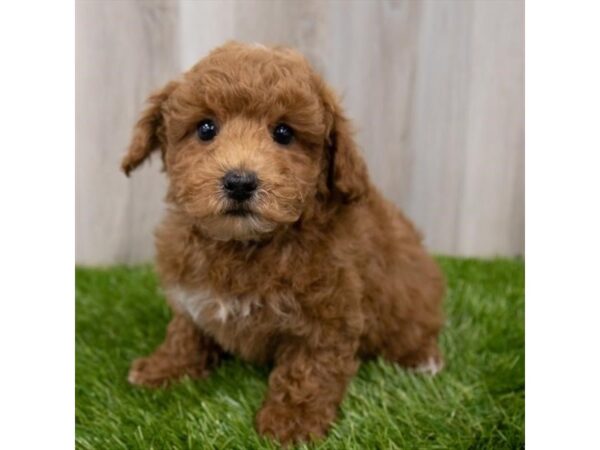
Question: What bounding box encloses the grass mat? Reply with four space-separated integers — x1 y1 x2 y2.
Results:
76 257 524 449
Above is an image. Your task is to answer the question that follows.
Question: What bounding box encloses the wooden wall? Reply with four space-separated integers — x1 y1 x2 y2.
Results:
76 0 524 264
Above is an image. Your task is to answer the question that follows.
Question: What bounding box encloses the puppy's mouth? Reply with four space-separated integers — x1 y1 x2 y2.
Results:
224 205 255 217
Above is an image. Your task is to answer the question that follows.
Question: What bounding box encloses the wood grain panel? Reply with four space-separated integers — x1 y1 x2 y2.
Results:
76 0 524 263
76 0 179 264
321 0 424 214
457 0 524 256
403 0 477 254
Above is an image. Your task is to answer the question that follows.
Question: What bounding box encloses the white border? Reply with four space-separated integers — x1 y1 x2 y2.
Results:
527 0 600 448
0 1 74 448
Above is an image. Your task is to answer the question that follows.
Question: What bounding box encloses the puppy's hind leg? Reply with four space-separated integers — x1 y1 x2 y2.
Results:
128 314 223 388
380 323 444 376
393 336 444 375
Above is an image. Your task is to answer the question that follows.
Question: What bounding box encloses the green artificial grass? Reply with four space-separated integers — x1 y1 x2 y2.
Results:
76 257 524 449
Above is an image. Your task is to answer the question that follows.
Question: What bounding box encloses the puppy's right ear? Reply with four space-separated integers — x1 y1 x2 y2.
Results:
121 81 179 176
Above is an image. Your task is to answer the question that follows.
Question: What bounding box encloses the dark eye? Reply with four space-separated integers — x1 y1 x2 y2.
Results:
197 119 218 141
272 123 294 145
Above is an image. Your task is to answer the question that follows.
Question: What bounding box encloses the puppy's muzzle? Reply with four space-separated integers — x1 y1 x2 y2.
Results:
222 170 258 202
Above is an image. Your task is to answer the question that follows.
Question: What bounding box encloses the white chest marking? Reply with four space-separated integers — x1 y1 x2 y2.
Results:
167 285 260 324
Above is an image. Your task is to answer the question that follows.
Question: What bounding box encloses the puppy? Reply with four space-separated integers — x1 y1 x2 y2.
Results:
122 41 445 445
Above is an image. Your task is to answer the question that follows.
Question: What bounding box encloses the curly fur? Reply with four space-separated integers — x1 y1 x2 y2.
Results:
122 41 445 445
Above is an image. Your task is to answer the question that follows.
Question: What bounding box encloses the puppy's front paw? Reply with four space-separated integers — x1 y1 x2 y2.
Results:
127 356 171 388
413 355 444 375
127 355 207 388
255 402 331 445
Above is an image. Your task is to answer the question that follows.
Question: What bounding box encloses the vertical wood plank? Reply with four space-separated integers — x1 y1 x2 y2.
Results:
76 0 179 264
232 0 327 71
179 0 235 70
457 0 524 256
403 0 477 254
321 0 424 208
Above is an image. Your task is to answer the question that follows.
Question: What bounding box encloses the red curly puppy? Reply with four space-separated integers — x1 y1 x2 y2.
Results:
122 41 445 445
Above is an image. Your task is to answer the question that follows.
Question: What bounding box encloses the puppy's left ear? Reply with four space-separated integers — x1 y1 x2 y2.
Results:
121 80 179 176
318 81 370 202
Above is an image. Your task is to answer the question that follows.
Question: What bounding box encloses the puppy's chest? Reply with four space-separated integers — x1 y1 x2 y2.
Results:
167 284 298 361
168 284 264 326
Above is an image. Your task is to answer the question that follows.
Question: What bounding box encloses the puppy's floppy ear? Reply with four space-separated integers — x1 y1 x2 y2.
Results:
121 80 179 176
318 82 369 202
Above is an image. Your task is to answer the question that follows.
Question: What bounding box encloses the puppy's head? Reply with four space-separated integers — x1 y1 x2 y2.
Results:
122 42 369 241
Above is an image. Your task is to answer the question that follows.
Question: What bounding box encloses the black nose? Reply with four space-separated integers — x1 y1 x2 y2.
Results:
222 170 258 201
